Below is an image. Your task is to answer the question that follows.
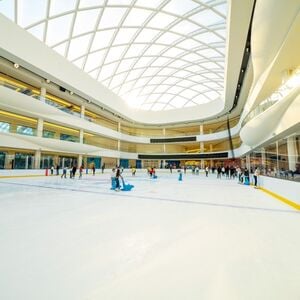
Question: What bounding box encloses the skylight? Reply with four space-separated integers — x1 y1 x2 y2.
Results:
0 0 227 111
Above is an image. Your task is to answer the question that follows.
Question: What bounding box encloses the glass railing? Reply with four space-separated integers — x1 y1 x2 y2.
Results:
242 68 300 127
0 122 37 136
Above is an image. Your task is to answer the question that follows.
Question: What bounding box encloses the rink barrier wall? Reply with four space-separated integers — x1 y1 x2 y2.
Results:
259 188 300 211
258 176 300 209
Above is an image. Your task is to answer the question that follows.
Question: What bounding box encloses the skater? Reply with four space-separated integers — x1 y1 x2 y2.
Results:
244 168 250 185
50 165 54 175
183 165 187 174
205 166 209 177
56 164 60 175
101 163 105 174
237 166 242 183
149 167 155 178
217 166 222 179
221 166 225 177
72 165 77 178
178 169 183 181
110 168 116 189
254 167 260 188
79 165 83 179
115 168 122 191
131 166 136 176
92 164 95 176
61 167 67 178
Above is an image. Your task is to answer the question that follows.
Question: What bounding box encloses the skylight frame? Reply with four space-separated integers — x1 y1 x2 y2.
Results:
0 0 228 111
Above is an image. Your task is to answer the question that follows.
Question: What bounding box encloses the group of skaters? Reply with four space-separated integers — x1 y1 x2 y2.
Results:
51 164 98 179
169 164 261 188
215 165 260 188
60 165 84 179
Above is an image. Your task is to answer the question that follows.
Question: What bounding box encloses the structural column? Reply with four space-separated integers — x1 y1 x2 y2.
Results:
40 86 46 102
79 129 84 144
78 154 83 168
261 147 266 174
209 144 213 168
37 118 43 137
34 119 44 169
163 128 166 153
200 124 204 169
117 122 121 166
246 154 251 171
80 105 85 119
287 136 298 171
276 141 279 176
34 150 41 169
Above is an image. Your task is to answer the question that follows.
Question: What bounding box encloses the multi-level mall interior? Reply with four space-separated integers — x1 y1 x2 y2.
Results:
0 0 299 299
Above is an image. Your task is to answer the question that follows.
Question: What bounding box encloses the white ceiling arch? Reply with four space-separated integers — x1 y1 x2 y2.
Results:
0 0 227 111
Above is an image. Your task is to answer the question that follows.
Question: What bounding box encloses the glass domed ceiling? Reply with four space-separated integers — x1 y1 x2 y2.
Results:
0 0 227 111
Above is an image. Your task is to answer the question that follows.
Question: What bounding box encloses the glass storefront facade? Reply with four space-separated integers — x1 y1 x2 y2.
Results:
242 134 300 182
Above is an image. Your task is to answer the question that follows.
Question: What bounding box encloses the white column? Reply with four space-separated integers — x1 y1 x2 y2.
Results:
210 144 213 167
200 124 204 168
199 124 204 135
34 150 41 169
287 136 298 171
78 154 83 168
40 87 46 102
246 154 251 171
79 129 84 144
276 141 279 175
80 105 85 119
163 128 166 153
4 153 12 169
37 118 43 137
261 147 266 174
117 122 121 166
25 155 29 169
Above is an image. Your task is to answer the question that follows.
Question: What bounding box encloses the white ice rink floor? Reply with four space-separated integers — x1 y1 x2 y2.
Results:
0 171 300 300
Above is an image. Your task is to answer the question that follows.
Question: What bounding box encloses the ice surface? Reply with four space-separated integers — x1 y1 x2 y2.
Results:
0 170 299 300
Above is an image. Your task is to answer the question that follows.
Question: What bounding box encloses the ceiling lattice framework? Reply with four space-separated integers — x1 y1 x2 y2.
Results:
0 0 227 111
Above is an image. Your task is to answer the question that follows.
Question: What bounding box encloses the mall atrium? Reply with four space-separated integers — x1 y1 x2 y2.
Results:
0 0 300 299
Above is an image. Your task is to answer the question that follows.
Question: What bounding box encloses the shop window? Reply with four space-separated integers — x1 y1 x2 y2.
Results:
0 122 10 133
16 126 36 136
60 133 79 143
43 130 55 138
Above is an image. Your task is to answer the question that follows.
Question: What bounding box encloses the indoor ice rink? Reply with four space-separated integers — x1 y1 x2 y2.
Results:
0 0 300 299
1 170 300 300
